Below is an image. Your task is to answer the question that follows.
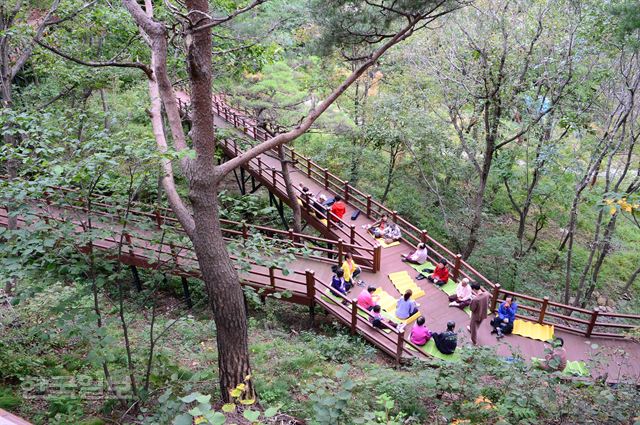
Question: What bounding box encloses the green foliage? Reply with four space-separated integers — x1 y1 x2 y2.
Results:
306 365 355 425
0 387 21 410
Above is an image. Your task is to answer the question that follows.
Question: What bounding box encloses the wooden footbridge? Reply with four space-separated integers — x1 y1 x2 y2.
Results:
2 95 639 381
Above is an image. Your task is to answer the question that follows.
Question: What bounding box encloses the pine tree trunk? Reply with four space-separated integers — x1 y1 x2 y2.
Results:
185 0 254 401
278 145 302 233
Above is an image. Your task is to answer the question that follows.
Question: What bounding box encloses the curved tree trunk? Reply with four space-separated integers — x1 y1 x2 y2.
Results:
278 145 302 233
185 0 254 401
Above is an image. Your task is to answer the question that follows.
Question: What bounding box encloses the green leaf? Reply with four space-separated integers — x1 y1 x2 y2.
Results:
222 403 236 413
172 413 192 425
243 409 261 422
264 406 278 418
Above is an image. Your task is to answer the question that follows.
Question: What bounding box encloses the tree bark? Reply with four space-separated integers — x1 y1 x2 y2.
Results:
277 145 302 233
184 0 254 401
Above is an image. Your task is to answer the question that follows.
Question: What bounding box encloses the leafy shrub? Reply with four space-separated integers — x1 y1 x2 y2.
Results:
0 387 21 410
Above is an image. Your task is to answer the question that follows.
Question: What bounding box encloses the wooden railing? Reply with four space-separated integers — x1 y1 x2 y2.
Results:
0 205 420 363
26 183 381 272
210 95 640 340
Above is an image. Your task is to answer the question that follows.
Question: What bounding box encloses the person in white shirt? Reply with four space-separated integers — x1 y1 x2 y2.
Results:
401 242 429 265
448 278 473 309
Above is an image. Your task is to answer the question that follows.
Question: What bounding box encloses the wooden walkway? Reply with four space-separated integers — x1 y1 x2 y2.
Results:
1 96 638 382
203 94 640 380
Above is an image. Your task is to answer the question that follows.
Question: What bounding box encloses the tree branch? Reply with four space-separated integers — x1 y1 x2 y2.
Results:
10 0 60 80
190 0 267 32
215 14 429 179
36 40 153 79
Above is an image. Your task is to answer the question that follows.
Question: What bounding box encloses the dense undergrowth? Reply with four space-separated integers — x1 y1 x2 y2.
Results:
1 273 638 425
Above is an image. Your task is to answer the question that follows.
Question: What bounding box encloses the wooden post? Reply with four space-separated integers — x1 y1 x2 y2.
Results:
257 158 263 176
490 284 501 312
181 276 193 309
242 221 248 239
306 270 316 325
421 230 428 244
130 265 142 292
392 210 398 223
344 181 350 202
586 308 599 337
349 225 356 244
538 296 549 324
154 209 163 229
323 168 329 189
291 149 296 163
288 228 296 244
337 239 344 264
373 244 382 272
396 328 406 365
453 254 462 282
307 158 311 177
366 195 372 217
271 168 277 188
269 267 275 288
350 300 358 335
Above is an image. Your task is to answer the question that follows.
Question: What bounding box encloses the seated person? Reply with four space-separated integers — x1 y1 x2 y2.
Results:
448 278 473 309
313 194 328 218
395 289 419 320
370 305 405 331
357 286 379 311
432 321 458 355
364 214 388 238
490 296 518 339
329 195 347 222
341 253 361 288
410 316 432 346
537 338 567 372
330 269 348 297
381 222 402 244
401 242 429 264
426 261 450 286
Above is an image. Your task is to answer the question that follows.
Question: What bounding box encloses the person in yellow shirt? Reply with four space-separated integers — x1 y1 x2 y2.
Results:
341 253 362 290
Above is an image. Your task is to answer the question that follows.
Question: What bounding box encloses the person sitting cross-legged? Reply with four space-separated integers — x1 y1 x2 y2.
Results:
357 286 379 311
490 296 518 339
370 305 405 332
341 253 361 288
448 278 474 309
537 337 567 372
395 289 419 320
330 195 347 223
426 260 450 287
409 316 432 346
381 222 402 244
330 269 348 298
432 321 458 355
364 214 388 238
401 242 429 265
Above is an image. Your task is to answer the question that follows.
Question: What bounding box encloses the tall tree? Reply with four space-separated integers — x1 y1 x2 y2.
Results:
113 0 463 401
405 0 579 259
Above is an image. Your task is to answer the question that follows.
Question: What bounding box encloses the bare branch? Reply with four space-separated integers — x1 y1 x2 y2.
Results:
216 14 426 178
37 40 153 79
190 0 267 33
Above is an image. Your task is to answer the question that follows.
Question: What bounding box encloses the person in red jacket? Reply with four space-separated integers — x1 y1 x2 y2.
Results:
427 260 450 287
330 195 346 223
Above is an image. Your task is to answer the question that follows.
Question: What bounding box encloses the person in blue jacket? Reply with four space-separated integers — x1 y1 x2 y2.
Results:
330 269 348 298
490 296 518 339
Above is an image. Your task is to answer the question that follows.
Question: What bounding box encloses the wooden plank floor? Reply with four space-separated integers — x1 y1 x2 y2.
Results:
211 110 640 380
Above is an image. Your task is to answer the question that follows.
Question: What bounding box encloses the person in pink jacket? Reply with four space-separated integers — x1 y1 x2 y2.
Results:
410 316 432 346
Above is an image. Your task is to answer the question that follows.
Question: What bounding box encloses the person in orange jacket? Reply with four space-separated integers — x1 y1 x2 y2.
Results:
330 195 346 222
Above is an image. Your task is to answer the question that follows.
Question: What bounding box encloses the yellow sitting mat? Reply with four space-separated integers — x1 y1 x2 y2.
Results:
376 238 401 248
381 310 421 325
373 288 397 312
512 319 554 341
388 271 425 299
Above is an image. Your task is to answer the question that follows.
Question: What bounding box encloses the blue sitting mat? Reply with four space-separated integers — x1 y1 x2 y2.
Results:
351 209 361 220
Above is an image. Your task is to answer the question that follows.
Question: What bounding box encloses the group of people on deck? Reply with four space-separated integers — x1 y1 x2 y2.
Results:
328 236 526 357
320 200 567 369
298 183 348 224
